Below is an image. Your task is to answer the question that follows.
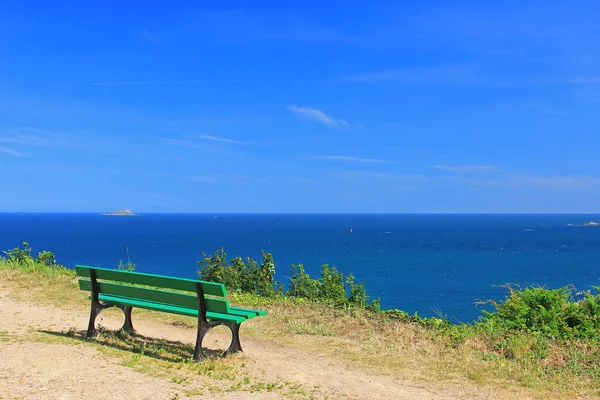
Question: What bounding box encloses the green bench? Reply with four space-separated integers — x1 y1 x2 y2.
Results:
75 265 266 361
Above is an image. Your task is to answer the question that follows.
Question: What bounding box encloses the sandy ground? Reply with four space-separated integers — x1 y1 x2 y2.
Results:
0 287 502 399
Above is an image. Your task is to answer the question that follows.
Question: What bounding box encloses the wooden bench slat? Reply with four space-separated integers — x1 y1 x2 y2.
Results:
230 306 268 317
79 279 231 315
98 294 246 324
227 308 259 319
75 265 227 297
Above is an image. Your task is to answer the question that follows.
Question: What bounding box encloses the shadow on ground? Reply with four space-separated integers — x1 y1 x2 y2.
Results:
39 328 226 362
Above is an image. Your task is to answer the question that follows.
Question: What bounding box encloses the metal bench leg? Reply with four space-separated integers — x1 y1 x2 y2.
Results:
225 322 243 355
120 306 134 333
86 301 103 338
193 322 213 362
87 300 122 338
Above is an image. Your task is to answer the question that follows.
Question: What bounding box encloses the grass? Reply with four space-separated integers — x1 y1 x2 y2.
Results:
2 257 600 399
230 292 600 398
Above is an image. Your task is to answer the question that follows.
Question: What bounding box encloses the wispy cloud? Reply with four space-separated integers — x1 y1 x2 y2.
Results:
92 80 244 86
516 175 600 190
135 28 162 44
140 11 362 46
127 191 178 201
299 155 389 163
0 128 87 150
194 134 246 145
343 64 489 85
164 134 247 151
335 170 427 183
431 165 502 173
185 173 317 186
568 77 600 84
163 138 214 151
0 146 24 157
444 172 600 191
359 5 600 87
287 105 350 131
343 63 599 86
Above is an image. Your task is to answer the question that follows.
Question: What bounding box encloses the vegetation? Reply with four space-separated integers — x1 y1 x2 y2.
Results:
197 248 277 297
479 284 600 340
2 241 63 268
2 243 600 398
117 247 138 272
197 248 380 310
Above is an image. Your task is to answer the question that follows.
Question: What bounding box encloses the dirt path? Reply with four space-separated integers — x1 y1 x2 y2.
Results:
0 288 493 399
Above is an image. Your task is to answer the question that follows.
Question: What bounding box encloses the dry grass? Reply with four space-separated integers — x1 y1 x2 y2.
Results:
237 298 600 398
2 261 600 399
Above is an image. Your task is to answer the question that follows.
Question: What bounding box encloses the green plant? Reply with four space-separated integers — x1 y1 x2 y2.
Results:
198 249 380 310
478 284 600 340
117 247 137 272
318 264 346 305
256 251 277 297
3 241 34 267
198 249 278 298
36 250 61 267
288 264 319 300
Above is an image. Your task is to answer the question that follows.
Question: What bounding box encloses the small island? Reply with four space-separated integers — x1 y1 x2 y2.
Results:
568 220 599 227
103 209 137 216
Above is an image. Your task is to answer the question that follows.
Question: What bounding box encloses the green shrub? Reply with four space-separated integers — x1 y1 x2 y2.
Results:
3 242 34 267
198 249 380 310
197 249 278 297
197 248 230 288
255 251 278 297
2 242 64 269
479 284 600 339
36 250 61 267
117 247 137 272
288 264 319 300
318 264 346 305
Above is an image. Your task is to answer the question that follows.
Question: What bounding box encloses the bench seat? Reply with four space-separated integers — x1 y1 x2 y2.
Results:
96 294 247 323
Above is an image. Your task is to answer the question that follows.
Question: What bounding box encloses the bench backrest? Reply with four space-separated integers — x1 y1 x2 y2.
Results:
75 265 230 315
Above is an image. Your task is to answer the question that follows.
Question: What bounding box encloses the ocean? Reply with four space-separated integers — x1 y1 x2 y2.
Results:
1 213 600 322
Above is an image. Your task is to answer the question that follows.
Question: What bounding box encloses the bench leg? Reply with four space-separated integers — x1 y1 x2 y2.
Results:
225 323 243 355
86 301 105 338
193 323 212 362
86 303 133 338
120 306 134 333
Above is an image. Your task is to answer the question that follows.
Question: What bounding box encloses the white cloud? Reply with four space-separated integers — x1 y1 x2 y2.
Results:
516 175 600 190
135 28 162 44
91 80 231 85
335 171 428 183
0 146 24 157
163 138 213 151
444 172 600 191
287 105 350 131
0 128 86 150
299 155 389 163
195 134 246 145
431 165 501 173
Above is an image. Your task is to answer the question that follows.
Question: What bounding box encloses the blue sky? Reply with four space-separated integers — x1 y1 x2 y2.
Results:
1 1 599 213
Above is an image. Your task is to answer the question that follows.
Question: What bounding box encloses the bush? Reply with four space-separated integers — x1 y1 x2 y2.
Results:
197 249 279 297
3 241 34 266
117 247 137 272
2 242 63 269
36 250 60 267
198 249 380 310
478 284 600 339
288 264 319 300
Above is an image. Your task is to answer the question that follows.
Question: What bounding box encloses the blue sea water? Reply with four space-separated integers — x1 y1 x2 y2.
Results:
1 213 600 322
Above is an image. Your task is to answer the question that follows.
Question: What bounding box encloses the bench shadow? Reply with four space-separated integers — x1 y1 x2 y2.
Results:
39 329 225 362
